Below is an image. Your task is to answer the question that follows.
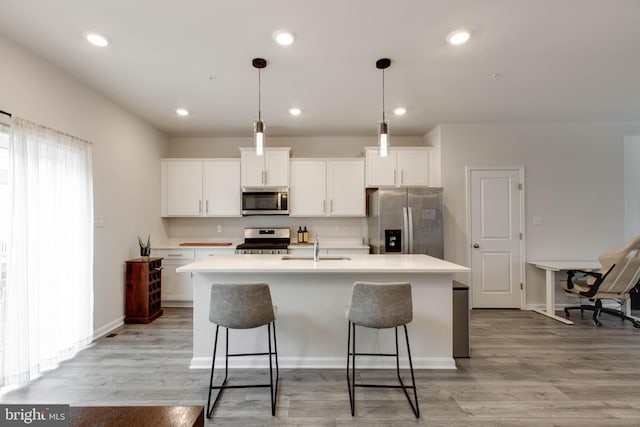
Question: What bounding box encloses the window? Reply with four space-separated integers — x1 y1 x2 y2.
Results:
0 123 8 292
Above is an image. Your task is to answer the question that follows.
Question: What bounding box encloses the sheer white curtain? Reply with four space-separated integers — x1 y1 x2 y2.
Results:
1 117 94 388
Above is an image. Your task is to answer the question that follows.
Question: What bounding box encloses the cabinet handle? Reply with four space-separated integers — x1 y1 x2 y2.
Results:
394 170 397 185
206 200 209 214
401 170 404 185
323 200 326 214
167 254 184 257
330 200 334 213
199 200 202 214
264 170 268 185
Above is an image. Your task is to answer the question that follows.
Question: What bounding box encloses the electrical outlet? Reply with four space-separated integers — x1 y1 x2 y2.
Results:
217 225 222 233
533 216 543 225
94 216 105 228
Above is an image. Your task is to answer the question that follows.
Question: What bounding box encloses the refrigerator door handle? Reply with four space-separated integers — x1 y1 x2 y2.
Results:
402 207 409 253
408 206 414 253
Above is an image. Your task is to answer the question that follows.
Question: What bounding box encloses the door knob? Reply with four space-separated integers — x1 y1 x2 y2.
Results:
473 243 480 249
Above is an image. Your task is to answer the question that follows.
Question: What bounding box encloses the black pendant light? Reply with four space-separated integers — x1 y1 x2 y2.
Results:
253 58 267 156
376 58 391 157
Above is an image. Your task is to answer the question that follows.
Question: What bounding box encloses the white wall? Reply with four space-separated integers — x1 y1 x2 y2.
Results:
0 36 170 336
438 123 625 306
624 136 640 241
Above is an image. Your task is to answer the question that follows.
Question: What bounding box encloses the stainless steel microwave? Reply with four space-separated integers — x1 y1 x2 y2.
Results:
241 187 289 216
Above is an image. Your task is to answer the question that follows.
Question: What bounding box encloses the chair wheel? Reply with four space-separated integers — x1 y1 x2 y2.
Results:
564 308 570 317
633 322 640 329
594 320 602 327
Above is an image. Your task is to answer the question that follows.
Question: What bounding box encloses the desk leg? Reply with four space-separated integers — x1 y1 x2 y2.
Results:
532 269 574 325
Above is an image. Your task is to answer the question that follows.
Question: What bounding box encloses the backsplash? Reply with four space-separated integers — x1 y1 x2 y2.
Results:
163 216 368 243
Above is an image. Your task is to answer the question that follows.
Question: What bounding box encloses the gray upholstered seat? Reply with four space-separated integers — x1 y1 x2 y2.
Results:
346 281 419 418
209 283 275 329
206 283 279 418
347 282 412 328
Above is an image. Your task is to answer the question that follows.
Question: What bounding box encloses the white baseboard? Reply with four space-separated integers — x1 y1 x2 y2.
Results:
189 356 457 370
162 301 193 308
92 316 124 340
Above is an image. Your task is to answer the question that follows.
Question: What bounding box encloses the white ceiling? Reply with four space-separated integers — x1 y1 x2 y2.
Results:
1 0 639 137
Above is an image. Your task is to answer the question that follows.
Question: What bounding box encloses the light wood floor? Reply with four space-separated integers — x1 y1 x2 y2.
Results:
3 307 640 426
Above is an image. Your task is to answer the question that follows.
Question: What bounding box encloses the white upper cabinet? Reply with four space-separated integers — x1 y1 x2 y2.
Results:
161 159 241 217
290 160 326 216
290 158 365 217
326 160 366 216
162 160 203 216
203 160 241 216
365 147 431 187
240 147 290 187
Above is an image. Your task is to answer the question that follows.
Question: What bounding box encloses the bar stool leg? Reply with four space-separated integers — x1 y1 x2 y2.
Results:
207 326 229 418
403 325 420 418
272 320 279 415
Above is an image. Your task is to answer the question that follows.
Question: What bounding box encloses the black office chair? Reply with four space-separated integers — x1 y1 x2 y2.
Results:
562 236 640 327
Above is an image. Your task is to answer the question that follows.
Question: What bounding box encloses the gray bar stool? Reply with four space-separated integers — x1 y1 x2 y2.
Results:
206 283 279 418
346 281 419 418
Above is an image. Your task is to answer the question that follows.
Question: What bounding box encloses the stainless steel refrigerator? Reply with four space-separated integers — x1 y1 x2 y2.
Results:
368 188 444 258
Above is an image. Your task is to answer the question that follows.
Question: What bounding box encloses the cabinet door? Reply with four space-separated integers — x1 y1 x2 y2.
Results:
151 249 195 304
397 149 430 186
326 160 365 216
290 160 326 216
203 160 241 216
163 160 203 216
365 148 397 187
240 148 266 187
265 149 290 187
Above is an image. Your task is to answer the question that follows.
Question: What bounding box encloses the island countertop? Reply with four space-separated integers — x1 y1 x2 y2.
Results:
177 254 469 274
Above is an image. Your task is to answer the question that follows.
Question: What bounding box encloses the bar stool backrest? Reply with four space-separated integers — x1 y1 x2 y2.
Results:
347 282 413 329
209 283 275 329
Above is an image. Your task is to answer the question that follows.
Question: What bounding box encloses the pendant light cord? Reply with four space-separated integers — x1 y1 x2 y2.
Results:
381 68 386 123
258 68 262 121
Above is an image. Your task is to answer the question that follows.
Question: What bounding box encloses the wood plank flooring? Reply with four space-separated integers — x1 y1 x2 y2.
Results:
3 307 640 426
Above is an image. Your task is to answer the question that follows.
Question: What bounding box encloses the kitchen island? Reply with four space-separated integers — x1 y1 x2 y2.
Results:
177 254 469 370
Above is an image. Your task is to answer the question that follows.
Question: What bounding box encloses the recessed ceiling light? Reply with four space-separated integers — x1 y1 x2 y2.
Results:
446 29 471 46
273 30 296 46
393 107 407 116
85 32 109 47
176 108 189 116
289 107 301 116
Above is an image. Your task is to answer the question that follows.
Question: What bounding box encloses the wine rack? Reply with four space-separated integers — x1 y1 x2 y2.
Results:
125 257 164 324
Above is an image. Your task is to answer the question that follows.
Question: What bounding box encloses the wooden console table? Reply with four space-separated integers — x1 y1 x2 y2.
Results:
70 406 204 427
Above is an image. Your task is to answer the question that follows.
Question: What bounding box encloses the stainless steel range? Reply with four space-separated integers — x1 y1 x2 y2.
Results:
235 228 291 254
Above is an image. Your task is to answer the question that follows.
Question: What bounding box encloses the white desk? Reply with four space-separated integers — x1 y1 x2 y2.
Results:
528 261 600 325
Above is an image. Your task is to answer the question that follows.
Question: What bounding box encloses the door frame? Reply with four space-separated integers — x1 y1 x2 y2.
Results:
465 166 526 309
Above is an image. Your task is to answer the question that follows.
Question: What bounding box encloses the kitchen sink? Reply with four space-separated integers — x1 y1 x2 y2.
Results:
281 256 351 261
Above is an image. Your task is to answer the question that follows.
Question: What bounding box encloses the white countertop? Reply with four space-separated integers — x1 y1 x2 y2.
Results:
177 254 469 274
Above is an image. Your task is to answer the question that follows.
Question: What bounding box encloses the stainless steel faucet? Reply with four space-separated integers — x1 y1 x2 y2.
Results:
313 237 320 262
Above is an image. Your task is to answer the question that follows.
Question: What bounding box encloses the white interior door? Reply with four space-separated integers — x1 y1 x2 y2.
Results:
469 167 523 308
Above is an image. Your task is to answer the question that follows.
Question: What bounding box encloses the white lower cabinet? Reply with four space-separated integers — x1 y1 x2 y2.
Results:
151 248 195 305
152 247 236 305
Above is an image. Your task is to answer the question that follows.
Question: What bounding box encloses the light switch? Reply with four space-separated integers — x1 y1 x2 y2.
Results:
94 216 105 228
217 225 222 233
533 216 543 225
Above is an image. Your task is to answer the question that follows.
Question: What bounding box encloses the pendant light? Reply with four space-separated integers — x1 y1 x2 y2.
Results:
376 58 391 157
253 58 267 156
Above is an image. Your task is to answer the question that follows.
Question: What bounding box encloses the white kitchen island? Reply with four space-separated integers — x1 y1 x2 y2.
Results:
177 254 469 370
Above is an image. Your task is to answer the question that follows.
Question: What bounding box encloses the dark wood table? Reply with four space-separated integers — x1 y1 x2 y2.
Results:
70 406 204 427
